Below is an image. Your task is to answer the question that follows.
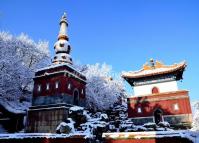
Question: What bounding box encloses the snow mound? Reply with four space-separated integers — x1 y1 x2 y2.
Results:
56 118 75 134
69 106 84 112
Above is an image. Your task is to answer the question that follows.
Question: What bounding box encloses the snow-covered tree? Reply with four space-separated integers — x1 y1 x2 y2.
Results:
192 101 199 131
78 63 127 110
0 32 50 102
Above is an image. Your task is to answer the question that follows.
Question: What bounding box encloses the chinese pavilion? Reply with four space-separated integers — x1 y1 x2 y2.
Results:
122 59 192 128
26 13 86 133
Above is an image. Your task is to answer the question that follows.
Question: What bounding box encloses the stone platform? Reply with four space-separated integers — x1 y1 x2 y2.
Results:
26 104 71 133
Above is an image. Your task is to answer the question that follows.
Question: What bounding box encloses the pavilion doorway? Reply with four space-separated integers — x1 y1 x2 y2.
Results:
154 109 163 124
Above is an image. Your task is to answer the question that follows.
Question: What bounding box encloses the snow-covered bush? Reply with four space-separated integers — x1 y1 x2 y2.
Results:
158 121 170 128
69 106 84 114
0 32 50 102
100 113 108 121
143 122 157 128
77 63 127 110
56 118 75 134
192 101 199 131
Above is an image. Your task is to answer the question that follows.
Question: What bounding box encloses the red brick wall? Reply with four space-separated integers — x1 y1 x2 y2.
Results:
33 74 86 99
128 90 192 118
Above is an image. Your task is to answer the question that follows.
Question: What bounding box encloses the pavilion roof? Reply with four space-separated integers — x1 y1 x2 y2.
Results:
122 60 186 79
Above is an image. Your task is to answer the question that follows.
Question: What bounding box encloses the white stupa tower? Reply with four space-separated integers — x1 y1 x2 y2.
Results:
26 12 86 133
53 12 72 64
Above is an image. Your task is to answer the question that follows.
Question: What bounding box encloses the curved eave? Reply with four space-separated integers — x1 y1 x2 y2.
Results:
122 62 186 80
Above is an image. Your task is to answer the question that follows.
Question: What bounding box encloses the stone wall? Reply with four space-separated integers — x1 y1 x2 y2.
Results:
26 105 69 133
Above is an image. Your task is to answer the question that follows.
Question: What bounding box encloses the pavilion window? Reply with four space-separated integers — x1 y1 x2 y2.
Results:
174 103 179 111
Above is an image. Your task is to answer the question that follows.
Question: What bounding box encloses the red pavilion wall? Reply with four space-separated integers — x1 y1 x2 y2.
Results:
127 90 192 118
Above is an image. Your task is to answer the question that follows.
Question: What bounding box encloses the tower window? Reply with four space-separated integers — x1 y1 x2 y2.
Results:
60 43 64 47
81 89 84 94
174 103 179 111
46 83 49 90
137 107 142 113
55 82 59 89
67 45 71 53
152 87 159 94
62 56 66 59
68 83 71 90
37 85 41 92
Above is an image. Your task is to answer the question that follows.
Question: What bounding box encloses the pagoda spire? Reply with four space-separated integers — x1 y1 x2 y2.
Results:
58 12 69 41
53 12 72 64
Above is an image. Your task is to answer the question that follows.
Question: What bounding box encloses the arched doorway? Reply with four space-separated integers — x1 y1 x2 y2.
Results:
154 109 163 124
73 89 79 105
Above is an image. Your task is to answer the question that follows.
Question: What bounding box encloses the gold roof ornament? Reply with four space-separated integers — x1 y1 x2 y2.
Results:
143 59 165 70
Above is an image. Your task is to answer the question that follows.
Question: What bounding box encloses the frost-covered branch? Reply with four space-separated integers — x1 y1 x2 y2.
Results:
0 32 51 102
77 63 127 110
192 101 199 131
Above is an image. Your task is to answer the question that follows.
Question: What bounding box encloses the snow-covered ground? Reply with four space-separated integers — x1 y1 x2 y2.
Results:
0 130 198 143
0 132 86 139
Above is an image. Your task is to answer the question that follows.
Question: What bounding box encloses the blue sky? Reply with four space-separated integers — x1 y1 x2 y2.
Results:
1 0 199 102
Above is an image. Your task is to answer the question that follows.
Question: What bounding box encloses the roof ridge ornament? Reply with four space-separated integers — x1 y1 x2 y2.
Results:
143 59 165 70
150 58 155 69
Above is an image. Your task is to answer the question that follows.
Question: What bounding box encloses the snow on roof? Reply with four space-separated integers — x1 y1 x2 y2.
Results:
36 63 85 77
0 98 30 114
122 60 186 79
